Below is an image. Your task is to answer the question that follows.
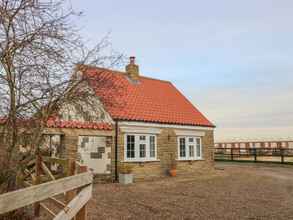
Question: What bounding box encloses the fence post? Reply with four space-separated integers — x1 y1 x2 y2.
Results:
66 159 77 203
254 148 257 162
281 148 284 164
34 150 42 217
63 135 78 203
230 148 234 161
76 165 89 220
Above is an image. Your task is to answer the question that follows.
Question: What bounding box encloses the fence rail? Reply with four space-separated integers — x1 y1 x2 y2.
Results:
0 172 93 219
214 147 293 164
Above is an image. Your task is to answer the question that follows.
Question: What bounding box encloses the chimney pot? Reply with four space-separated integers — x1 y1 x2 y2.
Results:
129 56 136 64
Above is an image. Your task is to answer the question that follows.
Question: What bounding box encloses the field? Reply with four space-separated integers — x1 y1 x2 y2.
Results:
87 162 293 220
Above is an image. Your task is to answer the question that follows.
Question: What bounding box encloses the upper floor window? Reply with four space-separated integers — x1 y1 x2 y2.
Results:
125 134 157 162
178 137 202 160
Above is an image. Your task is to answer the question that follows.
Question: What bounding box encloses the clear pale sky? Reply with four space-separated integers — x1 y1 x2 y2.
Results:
71 0 293 141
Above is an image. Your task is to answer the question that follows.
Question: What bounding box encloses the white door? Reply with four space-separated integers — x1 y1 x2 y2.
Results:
78 136 111 174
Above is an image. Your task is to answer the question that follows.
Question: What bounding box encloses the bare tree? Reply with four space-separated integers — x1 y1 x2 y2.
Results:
0 0 123 205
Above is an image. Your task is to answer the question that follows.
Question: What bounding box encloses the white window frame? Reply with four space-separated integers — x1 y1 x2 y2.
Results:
124 134 158 162
177 136 203 160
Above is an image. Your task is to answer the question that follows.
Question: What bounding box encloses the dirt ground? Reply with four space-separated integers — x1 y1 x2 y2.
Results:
88 162 293 220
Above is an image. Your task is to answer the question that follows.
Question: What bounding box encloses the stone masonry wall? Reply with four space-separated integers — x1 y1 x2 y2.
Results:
117 126 215 181
45 126 214 182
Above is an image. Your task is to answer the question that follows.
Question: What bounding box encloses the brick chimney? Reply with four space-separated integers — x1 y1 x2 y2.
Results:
126 56 139 80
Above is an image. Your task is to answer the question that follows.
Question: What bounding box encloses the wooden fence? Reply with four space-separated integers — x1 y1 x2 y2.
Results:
214 147 293 164
0 171 93 220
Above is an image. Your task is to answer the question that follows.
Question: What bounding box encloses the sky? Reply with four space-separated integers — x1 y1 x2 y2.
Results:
70 0 293 142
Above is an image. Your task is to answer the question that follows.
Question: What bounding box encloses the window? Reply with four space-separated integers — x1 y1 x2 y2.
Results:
139 144 146 158
149 136 156 158
179 138 186 158
178 137 202 160
189 145 194 157
126 135 135 158
196 138 201 158
140 135 146 141
125 134 157 161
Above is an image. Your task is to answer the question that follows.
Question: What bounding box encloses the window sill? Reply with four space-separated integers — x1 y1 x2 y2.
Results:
122 159 160 163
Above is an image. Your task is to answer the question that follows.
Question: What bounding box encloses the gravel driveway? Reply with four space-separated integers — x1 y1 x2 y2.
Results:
88 162 293 220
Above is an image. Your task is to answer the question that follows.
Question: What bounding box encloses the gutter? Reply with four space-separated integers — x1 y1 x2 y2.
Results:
114 120 119 182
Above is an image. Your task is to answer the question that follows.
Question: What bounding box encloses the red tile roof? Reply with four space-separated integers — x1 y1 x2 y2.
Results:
84 67 214 127
0 116 112 130
46 118 112 130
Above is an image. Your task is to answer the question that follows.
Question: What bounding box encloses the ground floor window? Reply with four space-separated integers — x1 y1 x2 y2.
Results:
126 135 135 158
178 136 202 160
42 134 62 157
125 134 157 161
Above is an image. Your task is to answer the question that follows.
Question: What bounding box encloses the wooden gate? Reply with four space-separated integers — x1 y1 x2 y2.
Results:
0 171 93 220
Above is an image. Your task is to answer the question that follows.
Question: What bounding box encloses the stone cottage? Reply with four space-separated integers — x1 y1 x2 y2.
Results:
45 57 216 181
